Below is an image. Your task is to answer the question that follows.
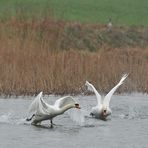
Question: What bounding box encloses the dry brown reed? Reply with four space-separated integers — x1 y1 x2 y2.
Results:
0 47 147 95
0 18 147 95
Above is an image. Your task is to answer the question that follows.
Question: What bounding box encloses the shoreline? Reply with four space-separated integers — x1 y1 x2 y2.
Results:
0 91 147 98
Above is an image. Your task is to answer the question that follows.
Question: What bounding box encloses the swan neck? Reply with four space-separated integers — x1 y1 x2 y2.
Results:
60 104 74 114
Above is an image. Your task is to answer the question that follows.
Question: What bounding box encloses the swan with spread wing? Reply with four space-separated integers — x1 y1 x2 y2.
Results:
85 74 128 120
26 92 80 127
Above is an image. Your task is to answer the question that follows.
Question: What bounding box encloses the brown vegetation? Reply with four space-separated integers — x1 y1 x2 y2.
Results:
0 18 147 95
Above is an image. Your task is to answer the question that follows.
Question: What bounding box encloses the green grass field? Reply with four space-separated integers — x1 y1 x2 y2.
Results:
0 0 147 26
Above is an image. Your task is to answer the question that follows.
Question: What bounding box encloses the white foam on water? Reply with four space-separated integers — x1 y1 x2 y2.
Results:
0 113 12 124
16 118 28 125
68 109 86 126
0 112 28 125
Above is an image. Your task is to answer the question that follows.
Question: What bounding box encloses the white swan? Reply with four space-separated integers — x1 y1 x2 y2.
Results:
85 74 128 120
26 92 80 127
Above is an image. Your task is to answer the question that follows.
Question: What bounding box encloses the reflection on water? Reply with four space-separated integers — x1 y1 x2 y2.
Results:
0 93 148 148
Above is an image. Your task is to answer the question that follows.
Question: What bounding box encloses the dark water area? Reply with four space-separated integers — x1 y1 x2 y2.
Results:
0 93 148 148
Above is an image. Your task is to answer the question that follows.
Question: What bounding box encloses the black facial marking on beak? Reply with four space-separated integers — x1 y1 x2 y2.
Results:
75 103 81 109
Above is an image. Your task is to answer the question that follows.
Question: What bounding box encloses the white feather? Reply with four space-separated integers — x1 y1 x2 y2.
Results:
54 96 75 109
103 74 128 107
27 92 81 125
28 91 43 113
85 81 102 106
86 74 128 119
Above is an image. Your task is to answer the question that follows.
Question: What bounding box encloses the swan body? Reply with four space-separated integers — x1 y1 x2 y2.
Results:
27 92 80 126
85 74 128 120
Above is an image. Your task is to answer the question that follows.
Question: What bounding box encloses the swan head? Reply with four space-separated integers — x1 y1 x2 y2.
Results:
74 103 81 109
102 108 108 117
100 107 111 119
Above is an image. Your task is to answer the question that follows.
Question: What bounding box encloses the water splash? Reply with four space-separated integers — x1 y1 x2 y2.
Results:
16 118 28 125
0 113 12 124
0 112 28 125
68 109 86 126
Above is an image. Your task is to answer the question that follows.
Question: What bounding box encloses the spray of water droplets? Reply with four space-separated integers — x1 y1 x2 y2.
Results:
68 108 86 126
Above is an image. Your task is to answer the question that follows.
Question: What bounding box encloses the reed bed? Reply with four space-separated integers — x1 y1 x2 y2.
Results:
0 47 147 95
0 18 147 95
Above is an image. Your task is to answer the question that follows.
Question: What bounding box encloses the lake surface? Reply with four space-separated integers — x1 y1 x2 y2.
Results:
0 93 148 148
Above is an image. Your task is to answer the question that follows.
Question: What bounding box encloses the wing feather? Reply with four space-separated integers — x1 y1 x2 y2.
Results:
54 96 76 109
28 91 52 114
103 74 128 107
28 92 43 113
85 81 102 106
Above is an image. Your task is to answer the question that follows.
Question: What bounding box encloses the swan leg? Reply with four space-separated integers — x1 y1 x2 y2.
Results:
26 114 35 121
50 120 56 127
50 120 53 128
90 112 94 116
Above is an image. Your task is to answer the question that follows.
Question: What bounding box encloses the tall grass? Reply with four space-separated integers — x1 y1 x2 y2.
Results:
0 47 147 95
0 18 147 95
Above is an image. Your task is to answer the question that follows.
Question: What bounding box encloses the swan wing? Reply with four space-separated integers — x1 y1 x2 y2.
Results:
103 74 128 107
54 96 76 109
85 81 102 106
28 92 52 114
28 92 43 113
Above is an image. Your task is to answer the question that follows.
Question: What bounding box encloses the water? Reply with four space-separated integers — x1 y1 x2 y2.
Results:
0 93 148 148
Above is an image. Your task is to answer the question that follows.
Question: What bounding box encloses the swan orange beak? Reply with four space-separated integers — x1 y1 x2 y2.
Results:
75 103 81 109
